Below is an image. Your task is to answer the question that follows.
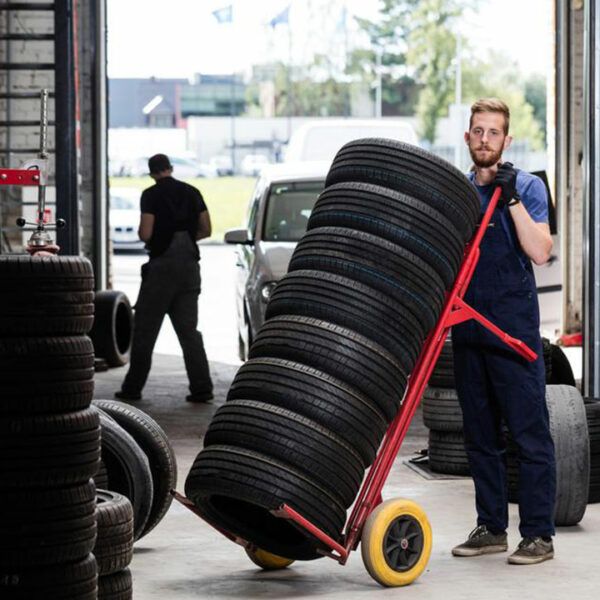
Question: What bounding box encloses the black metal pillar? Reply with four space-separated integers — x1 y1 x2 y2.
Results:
583 0 600 397
54 0 80 254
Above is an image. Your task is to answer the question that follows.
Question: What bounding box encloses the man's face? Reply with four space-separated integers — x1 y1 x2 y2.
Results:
464 112 512 168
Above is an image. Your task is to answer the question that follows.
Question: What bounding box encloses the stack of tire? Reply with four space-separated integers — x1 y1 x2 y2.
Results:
585 399 600 503
185 139 480 560
0 255 100 599
424 338 554 476
422 338 470 475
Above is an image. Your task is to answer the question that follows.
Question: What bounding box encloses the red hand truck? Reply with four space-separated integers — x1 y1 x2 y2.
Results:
172 186 537 587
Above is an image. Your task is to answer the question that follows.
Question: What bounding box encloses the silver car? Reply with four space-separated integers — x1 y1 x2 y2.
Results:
225 162 329 360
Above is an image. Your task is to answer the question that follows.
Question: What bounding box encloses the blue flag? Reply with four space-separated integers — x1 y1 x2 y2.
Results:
269 5 289 28
212 5 232 24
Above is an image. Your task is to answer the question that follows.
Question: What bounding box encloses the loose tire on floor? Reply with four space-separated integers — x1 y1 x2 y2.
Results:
361 498 432 587
93 400 176 538
97 412 154 540
89 291 133 367
185 445 346 561
547 344 576 386
94 490 134 576
506 385 589 526
245 545 295 570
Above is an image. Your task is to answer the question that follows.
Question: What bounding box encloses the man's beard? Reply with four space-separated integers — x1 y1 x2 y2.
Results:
469 145 503 168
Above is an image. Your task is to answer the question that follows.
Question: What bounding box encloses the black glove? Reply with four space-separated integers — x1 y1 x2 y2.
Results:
494 162 521 208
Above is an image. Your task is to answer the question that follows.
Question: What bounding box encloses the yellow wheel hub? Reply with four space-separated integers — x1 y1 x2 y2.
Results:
245 545 295 570
361 498 432 587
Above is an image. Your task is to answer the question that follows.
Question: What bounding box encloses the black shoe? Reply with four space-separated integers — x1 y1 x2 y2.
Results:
507 537 554 565
186 391 213 403
452 525 508 557
115 390 142 401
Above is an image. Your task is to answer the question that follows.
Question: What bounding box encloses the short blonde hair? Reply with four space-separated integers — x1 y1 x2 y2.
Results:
469 98 510 135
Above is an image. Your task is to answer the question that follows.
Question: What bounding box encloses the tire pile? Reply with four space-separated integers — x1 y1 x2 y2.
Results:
585 399 600 503
185 139 480 560
92 400 177 542
0 255 101 599
423 339 591 525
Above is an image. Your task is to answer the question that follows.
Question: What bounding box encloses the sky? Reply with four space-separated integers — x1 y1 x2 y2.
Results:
106 0 553 80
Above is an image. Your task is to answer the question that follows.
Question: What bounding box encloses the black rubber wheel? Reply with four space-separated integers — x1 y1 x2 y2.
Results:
585 400 600 503
249 315 408 422
422 386 463 432
0 336 95 414
265 269 425 364
506 386 589 526
97 411 154 541
94 490 134 575
548 344 576 386
428 430 470 476
89 291 133 367
0 255 95 335
325 138 480 242
185 445 346 561
98 569 132 600
308 182 463 287
228 357 387 465
289 227 447 316
205 399 365 507
0 408 100 489
93 399 177 538
0 481 96 568
0 554 98 599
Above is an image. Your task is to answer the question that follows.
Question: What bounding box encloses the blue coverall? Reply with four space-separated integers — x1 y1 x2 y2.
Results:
452 171 556 538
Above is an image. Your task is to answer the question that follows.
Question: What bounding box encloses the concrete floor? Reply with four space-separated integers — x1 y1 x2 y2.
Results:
93 247 600 599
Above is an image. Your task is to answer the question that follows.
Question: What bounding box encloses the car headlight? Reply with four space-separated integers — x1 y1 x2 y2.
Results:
261 282 277 302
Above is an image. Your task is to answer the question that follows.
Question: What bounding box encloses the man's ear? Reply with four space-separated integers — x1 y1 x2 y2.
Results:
503 135 513 151
464 131 470 145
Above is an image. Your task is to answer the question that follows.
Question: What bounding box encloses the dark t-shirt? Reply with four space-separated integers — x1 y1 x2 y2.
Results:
140 177 207 259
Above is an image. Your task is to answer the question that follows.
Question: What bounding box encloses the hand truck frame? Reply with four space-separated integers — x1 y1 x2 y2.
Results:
172 186 537 586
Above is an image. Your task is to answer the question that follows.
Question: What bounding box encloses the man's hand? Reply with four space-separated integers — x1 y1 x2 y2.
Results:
494 162 520 208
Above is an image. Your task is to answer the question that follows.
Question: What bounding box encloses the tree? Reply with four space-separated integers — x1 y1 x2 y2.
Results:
461 50 545 150
524 74 547 143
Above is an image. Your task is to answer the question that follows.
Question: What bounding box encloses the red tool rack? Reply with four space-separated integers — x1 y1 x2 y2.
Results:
172 186 537 587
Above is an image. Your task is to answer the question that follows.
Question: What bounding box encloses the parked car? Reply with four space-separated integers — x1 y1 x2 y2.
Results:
109 188 145 251
208 155 234 176
224 161 329 360
240 154 270 177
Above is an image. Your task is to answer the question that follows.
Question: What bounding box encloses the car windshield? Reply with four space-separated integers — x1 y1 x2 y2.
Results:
263 181 324 241
110 195 138 210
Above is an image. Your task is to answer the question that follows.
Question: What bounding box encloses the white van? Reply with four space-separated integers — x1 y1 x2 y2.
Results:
285 119 419 163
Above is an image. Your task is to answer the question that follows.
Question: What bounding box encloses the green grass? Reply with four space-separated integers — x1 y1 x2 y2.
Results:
109 176 257 241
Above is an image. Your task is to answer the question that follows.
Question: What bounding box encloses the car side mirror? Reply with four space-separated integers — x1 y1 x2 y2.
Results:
224 228 253 245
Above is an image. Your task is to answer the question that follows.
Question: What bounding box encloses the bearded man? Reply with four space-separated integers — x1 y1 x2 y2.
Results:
450 98 556 565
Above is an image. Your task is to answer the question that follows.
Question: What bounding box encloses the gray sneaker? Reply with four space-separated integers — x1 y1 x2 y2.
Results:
452 525 508 557
507 537 554 565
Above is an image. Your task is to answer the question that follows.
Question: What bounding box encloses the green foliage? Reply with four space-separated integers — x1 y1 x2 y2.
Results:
524 73 547 142
461 50 545 149
109 176 257 241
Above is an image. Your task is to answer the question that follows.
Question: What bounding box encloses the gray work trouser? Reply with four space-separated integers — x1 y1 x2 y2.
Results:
121 232 212 396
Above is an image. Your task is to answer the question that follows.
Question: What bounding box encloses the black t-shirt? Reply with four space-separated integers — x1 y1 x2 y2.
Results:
140 177 207 259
